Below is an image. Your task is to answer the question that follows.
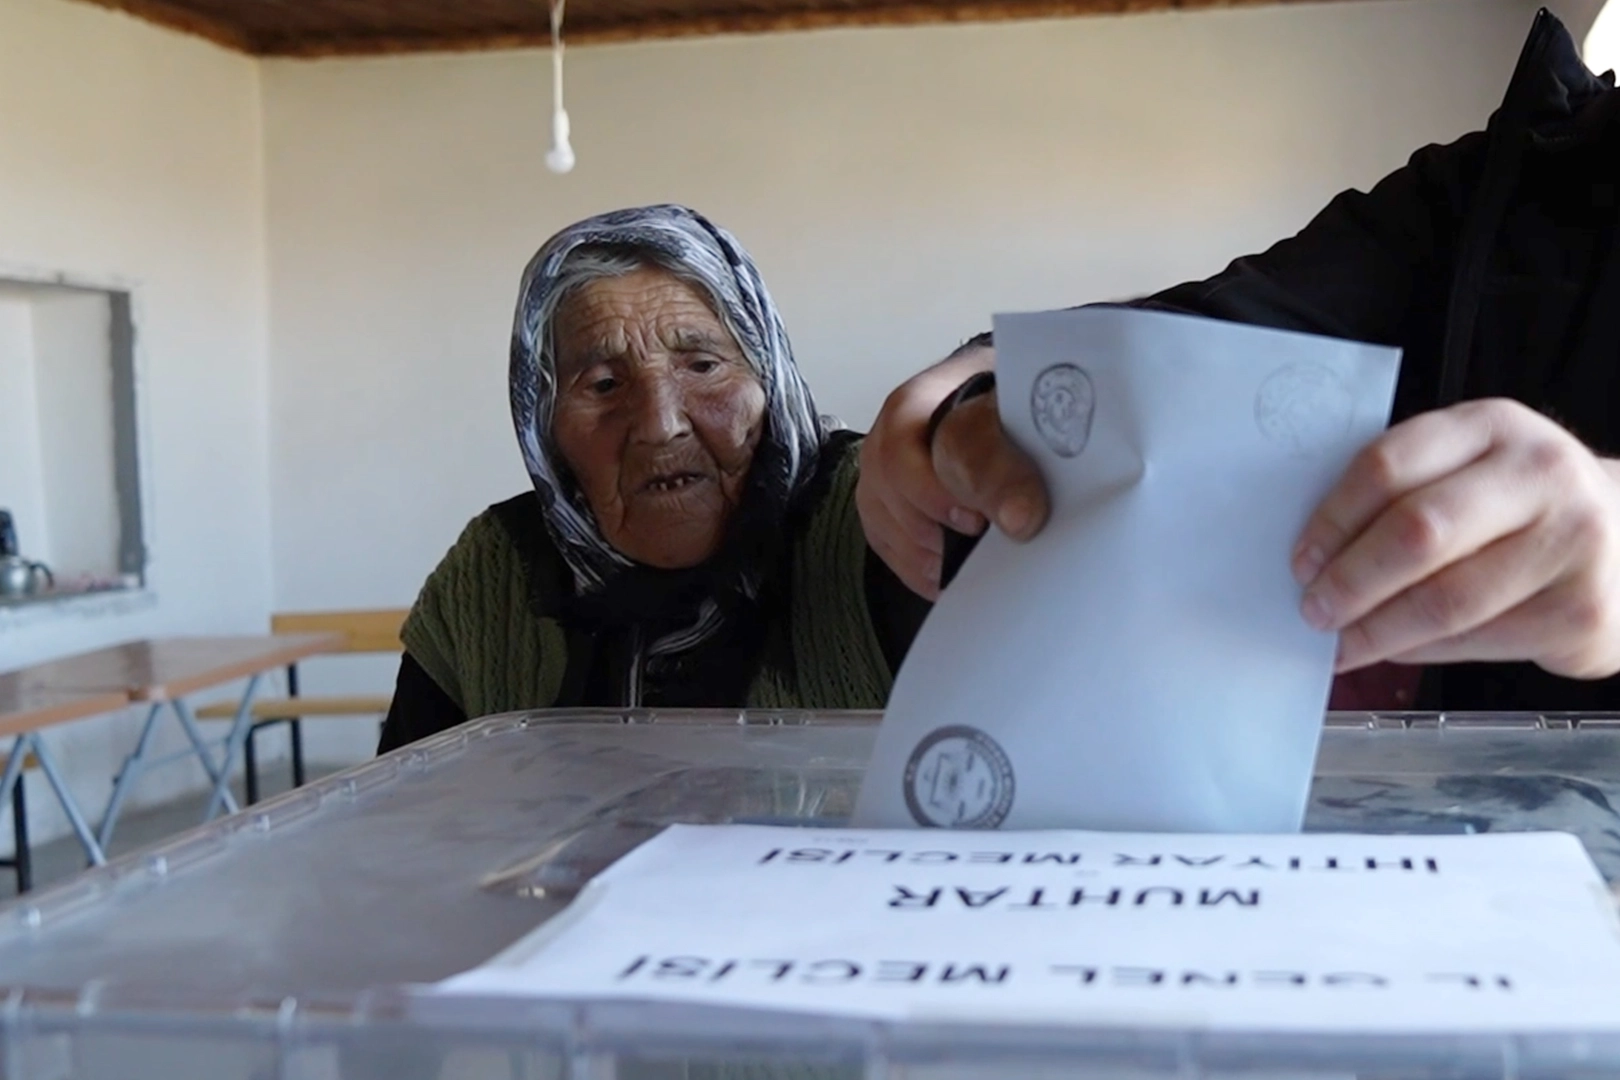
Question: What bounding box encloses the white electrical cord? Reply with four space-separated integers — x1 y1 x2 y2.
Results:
546 0 576 174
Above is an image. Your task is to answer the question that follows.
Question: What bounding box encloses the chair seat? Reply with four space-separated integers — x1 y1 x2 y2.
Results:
194 695 392 721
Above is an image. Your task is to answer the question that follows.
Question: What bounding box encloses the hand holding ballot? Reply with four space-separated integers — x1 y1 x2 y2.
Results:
854 308 1401 832
888 336 1620 683
1290 399 1620 679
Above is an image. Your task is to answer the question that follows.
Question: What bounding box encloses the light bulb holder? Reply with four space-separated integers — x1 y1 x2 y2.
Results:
545 0 574 175
546 108 575 174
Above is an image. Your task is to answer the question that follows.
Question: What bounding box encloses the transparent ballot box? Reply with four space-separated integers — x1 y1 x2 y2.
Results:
3 710 1620 1079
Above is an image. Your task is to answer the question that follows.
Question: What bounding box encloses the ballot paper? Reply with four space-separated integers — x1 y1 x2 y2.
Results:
854 307 1401 833
437 824 1620 1034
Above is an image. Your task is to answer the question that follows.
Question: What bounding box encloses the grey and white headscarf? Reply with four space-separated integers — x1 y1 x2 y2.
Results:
510 203 827 611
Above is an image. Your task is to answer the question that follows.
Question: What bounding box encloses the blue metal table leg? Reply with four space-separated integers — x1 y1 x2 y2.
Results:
199 675 258 819
0 739 27 822
169 699 230 791
30 734 106 865
96 702 164 851
0 736 28 890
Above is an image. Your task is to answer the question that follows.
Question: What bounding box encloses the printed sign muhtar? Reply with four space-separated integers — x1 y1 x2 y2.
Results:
435 825 1620 1034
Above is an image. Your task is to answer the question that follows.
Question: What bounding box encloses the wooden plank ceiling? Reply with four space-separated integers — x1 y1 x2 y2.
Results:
72 0 1372 56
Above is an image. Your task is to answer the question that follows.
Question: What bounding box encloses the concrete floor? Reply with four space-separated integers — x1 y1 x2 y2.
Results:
0 761 342 899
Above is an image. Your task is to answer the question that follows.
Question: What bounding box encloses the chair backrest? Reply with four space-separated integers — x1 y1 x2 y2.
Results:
270 609 407 654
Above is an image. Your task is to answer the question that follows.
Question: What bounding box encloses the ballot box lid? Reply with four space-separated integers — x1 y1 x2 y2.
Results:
3 709 1619 1079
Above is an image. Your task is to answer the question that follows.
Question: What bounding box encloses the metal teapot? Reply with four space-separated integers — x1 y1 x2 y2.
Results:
0 555 52 598
0 510 54 598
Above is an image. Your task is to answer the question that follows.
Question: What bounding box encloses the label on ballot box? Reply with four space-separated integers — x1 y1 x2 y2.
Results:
435 824 1620 1033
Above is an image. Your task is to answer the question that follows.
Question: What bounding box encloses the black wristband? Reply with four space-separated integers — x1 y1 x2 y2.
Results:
925 370 997 448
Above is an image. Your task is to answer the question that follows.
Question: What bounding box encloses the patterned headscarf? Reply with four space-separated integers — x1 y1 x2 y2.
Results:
510 204 826 600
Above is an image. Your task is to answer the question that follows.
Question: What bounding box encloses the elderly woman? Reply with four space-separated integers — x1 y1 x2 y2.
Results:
378 205 928 749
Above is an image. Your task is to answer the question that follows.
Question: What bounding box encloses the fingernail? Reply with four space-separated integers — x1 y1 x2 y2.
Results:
948 507 979 534
1292 543 1326 586
1301 591 1334 631
998 497 1033 537
926 557 941 587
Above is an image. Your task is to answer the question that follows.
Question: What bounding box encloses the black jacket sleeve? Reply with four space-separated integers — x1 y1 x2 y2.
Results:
377 652 469 754
1139 133 1488 347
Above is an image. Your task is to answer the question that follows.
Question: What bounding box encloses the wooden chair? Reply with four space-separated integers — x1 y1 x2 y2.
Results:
195 609 406 804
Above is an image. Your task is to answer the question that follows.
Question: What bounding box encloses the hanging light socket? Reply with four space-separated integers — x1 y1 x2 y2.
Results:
545 0 575 174
547 108 575 174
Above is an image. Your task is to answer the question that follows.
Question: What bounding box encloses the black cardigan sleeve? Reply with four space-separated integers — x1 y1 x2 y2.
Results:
1136 132 1487 347
377 652 469 754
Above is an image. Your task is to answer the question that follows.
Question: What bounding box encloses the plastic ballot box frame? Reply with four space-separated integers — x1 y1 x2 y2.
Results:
3 709 1620 1080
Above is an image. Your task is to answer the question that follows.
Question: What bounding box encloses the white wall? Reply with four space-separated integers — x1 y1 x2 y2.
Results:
264 0 1551 761
0 0 271 846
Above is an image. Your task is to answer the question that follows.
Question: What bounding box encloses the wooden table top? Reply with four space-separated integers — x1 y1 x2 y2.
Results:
2 634 344 703
0 682 130 739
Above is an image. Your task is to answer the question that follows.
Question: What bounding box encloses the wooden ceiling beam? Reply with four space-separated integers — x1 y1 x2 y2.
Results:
70 0 1381 58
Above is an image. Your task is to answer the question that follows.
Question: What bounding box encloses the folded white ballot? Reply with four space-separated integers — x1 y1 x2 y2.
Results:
854 307 1400 832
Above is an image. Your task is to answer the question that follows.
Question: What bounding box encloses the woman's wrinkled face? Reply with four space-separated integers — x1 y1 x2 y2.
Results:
551 267 767 569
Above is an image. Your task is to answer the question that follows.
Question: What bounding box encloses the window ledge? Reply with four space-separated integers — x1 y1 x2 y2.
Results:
0 586 156 633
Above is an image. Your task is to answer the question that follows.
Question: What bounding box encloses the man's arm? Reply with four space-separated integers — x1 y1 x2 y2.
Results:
1139 131 1486 341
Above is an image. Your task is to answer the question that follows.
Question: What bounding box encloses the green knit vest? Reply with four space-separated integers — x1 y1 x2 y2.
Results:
401 444 893 718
